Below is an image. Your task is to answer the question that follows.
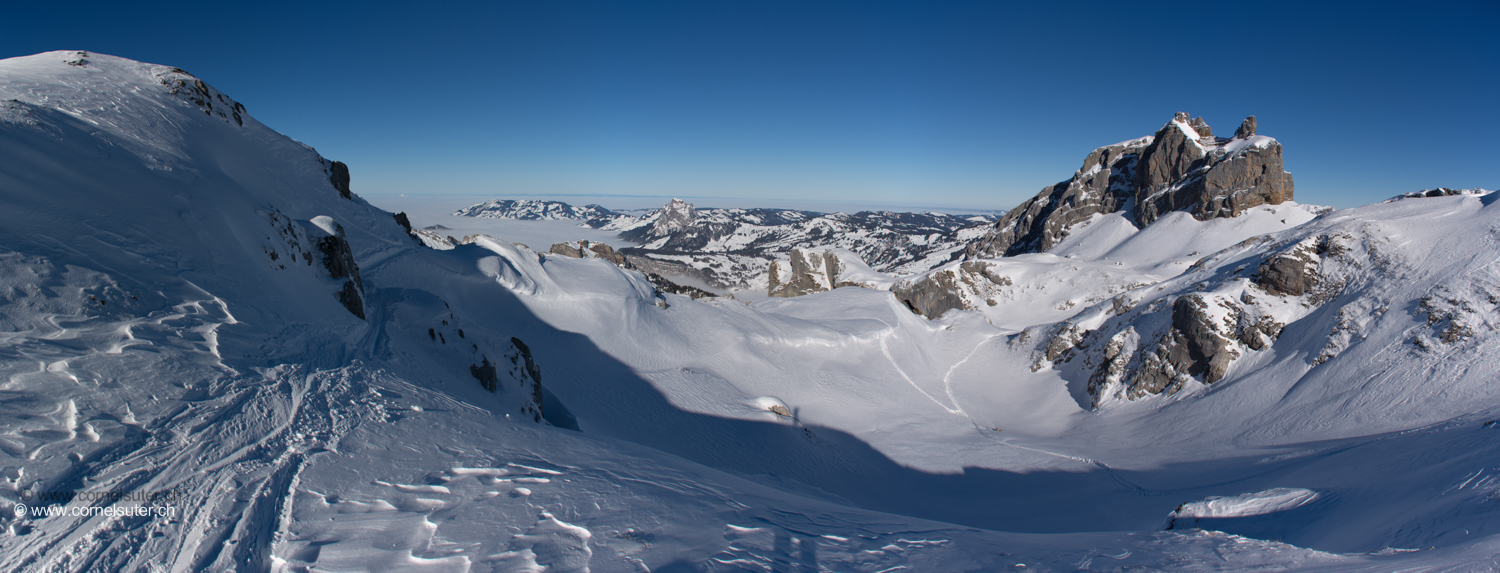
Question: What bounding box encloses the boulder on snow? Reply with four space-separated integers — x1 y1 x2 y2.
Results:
768 248 843 298
892 269 968 319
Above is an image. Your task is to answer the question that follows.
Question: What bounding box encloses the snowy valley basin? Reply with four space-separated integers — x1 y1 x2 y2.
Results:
0 51 1498 572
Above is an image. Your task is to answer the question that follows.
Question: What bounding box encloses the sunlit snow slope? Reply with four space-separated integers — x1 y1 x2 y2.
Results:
0 51 1496 572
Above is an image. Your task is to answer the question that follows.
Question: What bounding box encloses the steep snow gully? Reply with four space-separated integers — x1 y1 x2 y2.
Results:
1 51 1499 572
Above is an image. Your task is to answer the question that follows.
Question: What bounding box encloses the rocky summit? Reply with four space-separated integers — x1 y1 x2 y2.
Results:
968 112 1294 258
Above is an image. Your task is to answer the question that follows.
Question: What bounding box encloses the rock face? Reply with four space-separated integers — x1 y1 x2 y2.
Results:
470 337 544 422
1234 116 1256 139
307 216 366 319
1017 231 1360 407
1135 114 1293 226
969 113 1294 258
393 212 414 235
1256 243 1321 297
547 239 716 300
767 249 843 298
891 261 1013 319
965 138 1147 257
327 160 352 200
548 240 628 267
892 270 968 319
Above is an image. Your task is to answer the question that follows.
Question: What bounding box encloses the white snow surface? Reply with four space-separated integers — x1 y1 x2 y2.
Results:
1173 488 1320 519
0 51 1497 572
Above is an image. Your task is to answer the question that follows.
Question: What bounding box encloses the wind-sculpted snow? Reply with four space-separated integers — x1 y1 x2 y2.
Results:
3 50 1499 572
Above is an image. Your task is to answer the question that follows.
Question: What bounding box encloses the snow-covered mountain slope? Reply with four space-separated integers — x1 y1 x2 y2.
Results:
454 197 997 295
3 50 1498 572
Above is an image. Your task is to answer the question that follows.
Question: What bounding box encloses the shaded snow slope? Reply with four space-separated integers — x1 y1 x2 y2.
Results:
1 51 1497 572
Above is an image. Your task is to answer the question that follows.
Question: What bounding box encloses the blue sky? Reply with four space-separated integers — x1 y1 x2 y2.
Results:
3 1 1496 210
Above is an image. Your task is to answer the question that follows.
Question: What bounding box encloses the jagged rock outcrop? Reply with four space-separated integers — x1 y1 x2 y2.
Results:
768 249 843 298
327 160 352 199
469 337 544 422
470 356 499 392
393 212 414 235
1135 112 1294 225
547 240 629 267
307 216 366 319
506 337 545 422
1234 116 1256 139
892 271 967 319
969 113 1294 258
965 138 1147 257
547 239 716 299
1026 231 1362 407
1256 242 1321 297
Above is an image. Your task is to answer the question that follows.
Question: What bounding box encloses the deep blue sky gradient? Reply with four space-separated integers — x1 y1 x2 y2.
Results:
3 1 1496 210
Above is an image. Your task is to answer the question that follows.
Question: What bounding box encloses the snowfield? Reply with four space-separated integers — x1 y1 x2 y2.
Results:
1 51 1498 572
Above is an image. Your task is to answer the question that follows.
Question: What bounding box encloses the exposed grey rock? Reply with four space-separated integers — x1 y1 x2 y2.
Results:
507 337 545 422
1134 114 1295 225
966 139 1146 257
471 356 498 392
1135 116 1210 202
328 160 352 199
548 240 628 267
1170 295 1239 384
768 249 844 298
1256 242 1320 297
549 243 583 258
315 228 363 294
336 280 365 320
969 113 1294 259
643 272 716 299
892 271 967 319
393 212 413 235
1234 116 1256 139
1190 116 1213 138
307 217 365 319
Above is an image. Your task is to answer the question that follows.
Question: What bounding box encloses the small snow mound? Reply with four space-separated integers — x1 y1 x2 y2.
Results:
1171 487 1318 519
309 215 339 236
748 396 793 417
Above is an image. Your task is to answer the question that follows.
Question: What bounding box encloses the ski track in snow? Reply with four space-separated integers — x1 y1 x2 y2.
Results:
878 334 963 416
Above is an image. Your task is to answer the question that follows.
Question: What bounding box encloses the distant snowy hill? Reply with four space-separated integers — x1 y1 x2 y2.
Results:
2 50 1498 572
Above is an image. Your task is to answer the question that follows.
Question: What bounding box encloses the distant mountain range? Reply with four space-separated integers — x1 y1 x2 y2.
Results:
455 197 1001 292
